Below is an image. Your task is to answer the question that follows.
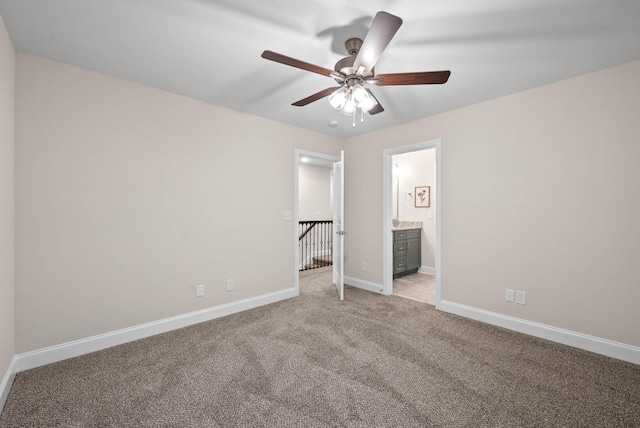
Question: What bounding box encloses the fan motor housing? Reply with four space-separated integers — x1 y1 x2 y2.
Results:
334 56 355 75
334 38 374 79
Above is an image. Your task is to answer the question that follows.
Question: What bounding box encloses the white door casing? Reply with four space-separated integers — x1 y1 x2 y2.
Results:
294 149 340 296
333 150 345 301
382 140 441 305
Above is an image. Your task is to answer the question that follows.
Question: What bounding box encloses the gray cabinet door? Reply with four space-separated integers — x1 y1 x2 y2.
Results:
406 237 421 271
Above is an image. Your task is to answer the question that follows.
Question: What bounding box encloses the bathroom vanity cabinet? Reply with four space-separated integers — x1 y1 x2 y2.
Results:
393 229 421 278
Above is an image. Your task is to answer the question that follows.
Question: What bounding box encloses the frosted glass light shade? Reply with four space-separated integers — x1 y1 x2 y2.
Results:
328 87 349 110
351 84 368 106
351 84 377 112
359 94 377 112
340 100 356 116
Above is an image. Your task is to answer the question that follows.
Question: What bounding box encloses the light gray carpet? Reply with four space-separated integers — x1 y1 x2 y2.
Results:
1 267 639 427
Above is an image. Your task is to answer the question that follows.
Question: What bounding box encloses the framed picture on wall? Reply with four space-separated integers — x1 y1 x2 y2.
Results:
415 186 430 208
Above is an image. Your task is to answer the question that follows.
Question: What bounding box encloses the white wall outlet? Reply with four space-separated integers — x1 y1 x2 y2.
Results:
516 291 527 305
283 210 292 221
196 284 204 297
505 289 515 302
226 279 234 291
362 262 368 272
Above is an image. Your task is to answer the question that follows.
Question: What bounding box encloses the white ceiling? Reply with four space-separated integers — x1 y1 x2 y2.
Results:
1 0 639 138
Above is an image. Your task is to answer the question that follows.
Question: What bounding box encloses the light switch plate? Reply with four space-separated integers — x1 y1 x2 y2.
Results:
515 291 527 305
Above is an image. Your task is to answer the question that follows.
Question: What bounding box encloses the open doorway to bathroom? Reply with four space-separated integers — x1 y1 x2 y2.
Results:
382 139 441 307
391 149 436 305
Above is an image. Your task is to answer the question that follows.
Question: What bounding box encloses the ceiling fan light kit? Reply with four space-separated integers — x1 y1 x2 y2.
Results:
329 79 377 114
261 11 451 127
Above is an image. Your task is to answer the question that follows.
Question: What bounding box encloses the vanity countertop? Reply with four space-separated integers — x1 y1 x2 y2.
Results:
391 220 423 231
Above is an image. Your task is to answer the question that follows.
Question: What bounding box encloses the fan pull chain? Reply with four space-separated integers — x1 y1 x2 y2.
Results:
352 108 366 127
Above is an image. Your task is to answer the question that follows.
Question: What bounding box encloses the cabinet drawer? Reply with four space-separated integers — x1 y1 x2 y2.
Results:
406 229 421 239
394 229 421 240
394 256 407 274
393 241 407 256
393 231 407 241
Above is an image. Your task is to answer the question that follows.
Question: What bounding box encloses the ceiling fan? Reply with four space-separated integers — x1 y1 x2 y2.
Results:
261 11 451 126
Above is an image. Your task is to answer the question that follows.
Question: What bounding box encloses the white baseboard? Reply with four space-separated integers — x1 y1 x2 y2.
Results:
439 300 640 365
15 287 298 373
344 276 383 294
418 266 435 275
0 356 16 414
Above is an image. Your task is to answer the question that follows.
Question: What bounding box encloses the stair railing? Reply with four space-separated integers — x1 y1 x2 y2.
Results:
298 220 333 271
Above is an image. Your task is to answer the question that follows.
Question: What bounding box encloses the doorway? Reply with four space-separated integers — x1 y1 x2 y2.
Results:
382 140 442 307
293 149 341 298
391 149 436 304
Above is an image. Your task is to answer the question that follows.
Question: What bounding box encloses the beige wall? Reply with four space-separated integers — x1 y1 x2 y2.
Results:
345 60 640 347
299 163 332 221
9 48 640 358
0 15 15 383
15 53 341 353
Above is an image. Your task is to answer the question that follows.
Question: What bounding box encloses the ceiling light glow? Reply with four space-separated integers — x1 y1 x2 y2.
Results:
328 81 378 126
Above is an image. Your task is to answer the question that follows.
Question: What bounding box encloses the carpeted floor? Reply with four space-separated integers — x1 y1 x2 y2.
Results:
1 267 639 427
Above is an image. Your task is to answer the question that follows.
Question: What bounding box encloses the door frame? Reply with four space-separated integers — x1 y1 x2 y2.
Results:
293 149 340 294
333 150 345 300
382 139 442 307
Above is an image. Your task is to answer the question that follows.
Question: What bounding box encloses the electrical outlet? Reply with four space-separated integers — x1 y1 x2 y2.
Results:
362 262 368 272
196 284 204 297
505 289 515 303
226 279 234 291
515 291 527 305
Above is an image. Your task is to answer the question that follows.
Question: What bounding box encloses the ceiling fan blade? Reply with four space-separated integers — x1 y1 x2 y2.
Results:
366 89 384 115
262 50 336 78
353 11 403 75
292 87 340 107
375 71 451 86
